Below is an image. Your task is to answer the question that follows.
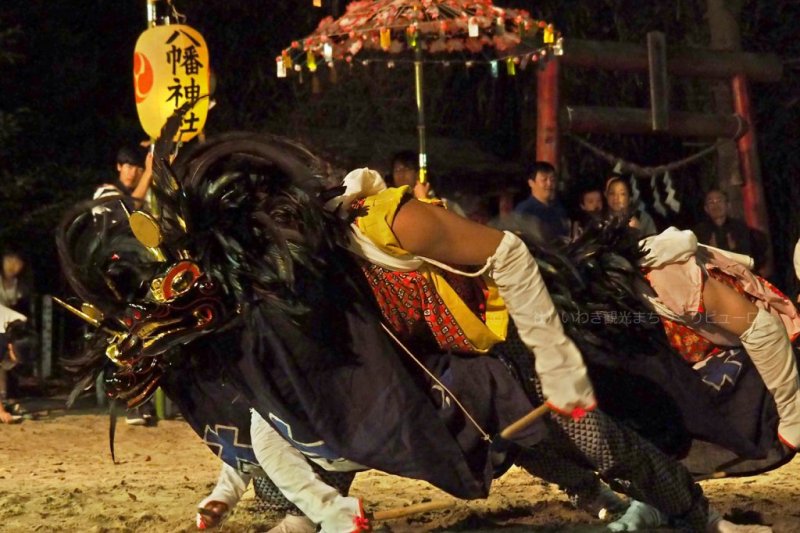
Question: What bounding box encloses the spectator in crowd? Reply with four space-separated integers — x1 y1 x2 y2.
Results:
0 249 33 316
514 161 570 241
388 150 466 217
0 318 38 424
579 187 603 215
604 175 658 237
456 194 491 225
486 190 512 225
388 150 428 199
571 186 604 240
693 188 770 277
93 144 153 225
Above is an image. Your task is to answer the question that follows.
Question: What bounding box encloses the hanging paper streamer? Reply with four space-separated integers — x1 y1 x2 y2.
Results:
613 161 623 174
553 37 564 56
468 17 479 37
650 175 667 216
380 28 391 51
276 57 287 78
663 171 681 212
276 4 558 89
544 24 555 44
495 16 505 35
490 60 498 78
506 57 516 76
406 26 418 48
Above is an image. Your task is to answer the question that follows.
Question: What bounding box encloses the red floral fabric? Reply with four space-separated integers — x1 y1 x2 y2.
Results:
661 268 751 364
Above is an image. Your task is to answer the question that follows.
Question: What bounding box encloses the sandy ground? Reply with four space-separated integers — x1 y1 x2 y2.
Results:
1 410 799 533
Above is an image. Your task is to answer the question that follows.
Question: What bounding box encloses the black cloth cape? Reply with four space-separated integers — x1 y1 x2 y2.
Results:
160 355 261 475
585 344 795 476
182 260 544 500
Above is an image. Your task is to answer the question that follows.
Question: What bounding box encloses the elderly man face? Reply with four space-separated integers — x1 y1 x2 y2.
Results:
704 190 729 225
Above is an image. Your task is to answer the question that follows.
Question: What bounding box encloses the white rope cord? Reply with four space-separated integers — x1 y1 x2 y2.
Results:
568 131 741 178
379 322 492 442
416 255 492 278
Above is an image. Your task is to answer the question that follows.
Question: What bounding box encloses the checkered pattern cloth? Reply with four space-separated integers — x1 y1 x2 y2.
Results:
360 262 488 352
252 467 356 514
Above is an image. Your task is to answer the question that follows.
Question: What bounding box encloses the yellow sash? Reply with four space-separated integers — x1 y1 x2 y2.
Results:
356 187 508 351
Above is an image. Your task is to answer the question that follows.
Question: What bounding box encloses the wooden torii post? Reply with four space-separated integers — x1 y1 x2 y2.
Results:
536 36 782 243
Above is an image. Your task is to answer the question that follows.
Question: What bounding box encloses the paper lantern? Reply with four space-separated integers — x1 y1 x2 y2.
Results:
134 24 210 141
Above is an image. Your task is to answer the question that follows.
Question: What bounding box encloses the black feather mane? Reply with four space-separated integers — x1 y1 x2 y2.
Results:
502 217 672 364
56 126 354 409
154 132 353 316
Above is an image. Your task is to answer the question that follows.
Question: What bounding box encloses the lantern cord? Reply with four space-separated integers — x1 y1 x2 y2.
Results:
166 0 187 24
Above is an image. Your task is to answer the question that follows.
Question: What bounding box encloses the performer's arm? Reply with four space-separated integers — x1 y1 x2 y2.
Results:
198 461 251 510
391 199 595 416
196 462 250 528
130 151 154 207
643 228 800 449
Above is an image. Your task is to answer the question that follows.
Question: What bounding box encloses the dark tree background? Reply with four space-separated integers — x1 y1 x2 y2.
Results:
0 0 798 299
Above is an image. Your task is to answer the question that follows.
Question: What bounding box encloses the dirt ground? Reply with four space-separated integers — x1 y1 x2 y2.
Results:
1 410 799 533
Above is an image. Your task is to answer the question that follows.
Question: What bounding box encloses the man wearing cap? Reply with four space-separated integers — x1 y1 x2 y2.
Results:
92 144 153 226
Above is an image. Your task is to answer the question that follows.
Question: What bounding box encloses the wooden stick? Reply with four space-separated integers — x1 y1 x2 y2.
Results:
693 471 728 482
372 499 456 521
499 403 551 440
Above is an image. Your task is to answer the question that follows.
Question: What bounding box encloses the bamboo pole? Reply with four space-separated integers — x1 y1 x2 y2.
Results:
414 44 428 183
500 403 551 440
373 499 456 521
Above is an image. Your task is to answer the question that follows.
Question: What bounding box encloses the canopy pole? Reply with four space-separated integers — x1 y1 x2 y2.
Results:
414 45 428 183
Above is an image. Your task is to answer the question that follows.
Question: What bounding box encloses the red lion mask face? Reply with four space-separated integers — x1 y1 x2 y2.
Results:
102 261 230 407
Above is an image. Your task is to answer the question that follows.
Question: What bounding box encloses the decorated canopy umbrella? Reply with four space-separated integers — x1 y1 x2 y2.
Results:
279 0 561 182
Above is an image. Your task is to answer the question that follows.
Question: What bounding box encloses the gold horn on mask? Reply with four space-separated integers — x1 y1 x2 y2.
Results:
51 296 121 336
